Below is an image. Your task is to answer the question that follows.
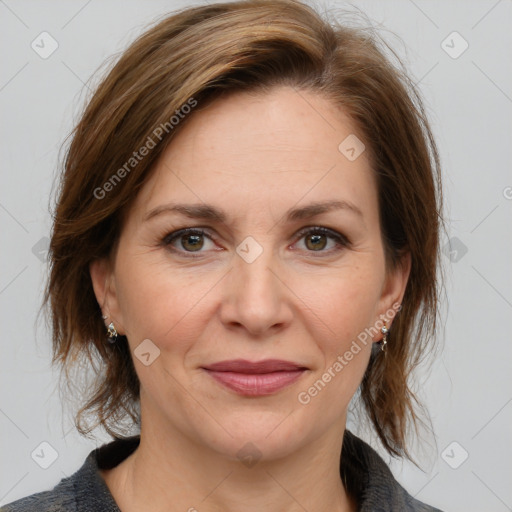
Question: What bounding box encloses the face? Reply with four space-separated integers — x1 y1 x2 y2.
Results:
91 86 409 462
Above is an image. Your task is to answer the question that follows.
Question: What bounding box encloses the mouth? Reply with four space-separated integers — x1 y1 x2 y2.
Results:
201 359 308 397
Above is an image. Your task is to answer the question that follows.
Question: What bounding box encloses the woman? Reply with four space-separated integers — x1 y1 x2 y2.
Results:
2 0 444 510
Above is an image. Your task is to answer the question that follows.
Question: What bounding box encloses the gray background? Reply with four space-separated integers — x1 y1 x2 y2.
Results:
1 1 511 511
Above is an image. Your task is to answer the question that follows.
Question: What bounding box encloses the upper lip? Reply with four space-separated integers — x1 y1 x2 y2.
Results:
202 359 307 374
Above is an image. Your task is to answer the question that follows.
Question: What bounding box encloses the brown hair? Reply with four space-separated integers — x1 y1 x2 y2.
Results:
45 0 443 460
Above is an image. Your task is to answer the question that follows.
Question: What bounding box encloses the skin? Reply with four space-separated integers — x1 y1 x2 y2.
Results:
90 86 410 512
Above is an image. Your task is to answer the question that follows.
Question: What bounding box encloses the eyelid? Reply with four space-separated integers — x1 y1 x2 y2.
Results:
161 225 350 256
162 227 218 254
293 225 351 247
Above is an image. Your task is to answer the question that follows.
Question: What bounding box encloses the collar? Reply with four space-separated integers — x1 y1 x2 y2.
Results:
67 430 438 511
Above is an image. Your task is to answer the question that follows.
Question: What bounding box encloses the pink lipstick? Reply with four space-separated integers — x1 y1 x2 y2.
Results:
202 359 307 396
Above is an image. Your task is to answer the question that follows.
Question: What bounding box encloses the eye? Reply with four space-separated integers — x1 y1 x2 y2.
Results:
162 228 217 256
162 225 349 258
293 226 349 255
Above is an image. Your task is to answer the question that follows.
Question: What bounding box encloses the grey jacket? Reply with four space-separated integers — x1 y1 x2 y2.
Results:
1 430 443 511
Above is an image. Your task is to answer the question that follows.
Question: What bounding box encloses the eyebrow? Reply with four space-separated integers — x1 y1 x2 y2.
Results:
144 199 364 224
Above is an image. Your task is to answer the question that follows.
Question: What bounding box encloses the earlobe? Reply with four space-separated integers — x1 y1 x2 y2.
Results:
89 258 110 309
379 250 411 321
89 258 124 333
394 250 411 306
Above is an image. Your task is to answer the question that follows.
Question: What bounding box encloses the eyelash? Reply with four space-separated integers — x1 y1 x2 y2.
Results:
161 226 350 258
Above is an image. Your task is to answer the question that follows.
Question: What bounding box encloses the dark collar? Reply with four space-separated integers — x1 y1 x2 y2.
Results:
340 430 436 511
67 430 439 512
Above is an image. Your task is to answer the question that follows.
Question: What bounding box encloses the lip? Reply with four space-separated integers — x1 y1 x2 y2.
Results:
201 359 308 396
203 359 306 373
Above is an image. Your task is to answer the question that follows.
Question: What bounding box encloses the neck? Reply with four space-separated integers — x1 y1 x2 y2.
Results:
101 405 356 512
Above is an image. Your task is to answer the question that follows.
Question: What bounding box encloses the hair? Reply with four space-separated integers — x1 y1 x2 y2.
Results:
45 0 443 460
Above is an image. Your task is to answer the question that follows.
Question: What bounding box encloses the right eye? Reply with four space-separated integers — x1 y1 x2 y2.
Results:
162 227 218 257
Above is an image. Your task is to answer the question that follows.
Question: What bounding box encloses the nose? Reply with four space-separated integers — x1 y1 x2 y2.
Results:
219 243 294 337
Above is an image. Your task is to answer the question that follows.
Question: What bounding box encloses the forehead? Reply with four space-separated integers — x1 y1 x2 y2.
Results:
132 86 377 224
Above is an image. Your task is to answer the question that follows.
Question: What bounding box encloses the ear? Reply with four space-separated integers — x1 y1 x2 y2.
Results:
376 250 411 328
89 258 125 335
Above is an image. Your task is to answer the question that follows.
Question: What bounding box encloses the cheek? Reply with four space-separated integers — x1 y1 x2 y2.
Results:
292 272 378 417
115 252 217 350
292 265 384 350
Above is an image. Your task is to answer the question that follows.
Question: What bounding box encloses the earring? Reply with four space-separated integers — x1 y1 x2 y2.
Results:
380 323 389 352
106 321 118 344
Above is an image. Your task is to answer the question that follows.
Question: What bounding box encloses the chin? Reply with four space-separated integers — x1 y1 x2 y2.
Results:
195 409 313 463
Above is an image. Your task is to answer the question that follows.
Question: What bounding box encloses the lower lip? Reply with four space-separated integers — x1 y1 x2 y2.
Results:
203 369 305 396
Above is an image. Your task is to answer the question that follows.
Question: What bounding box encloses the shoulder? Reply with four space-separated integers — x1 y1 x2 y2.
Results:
0 476 77 512
342 430 444 512
1 436 139 512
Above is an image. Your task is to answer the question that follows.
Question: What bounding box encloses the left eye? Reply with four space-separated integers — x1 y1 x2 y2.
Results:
293 226 349 254
162 226 348 257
